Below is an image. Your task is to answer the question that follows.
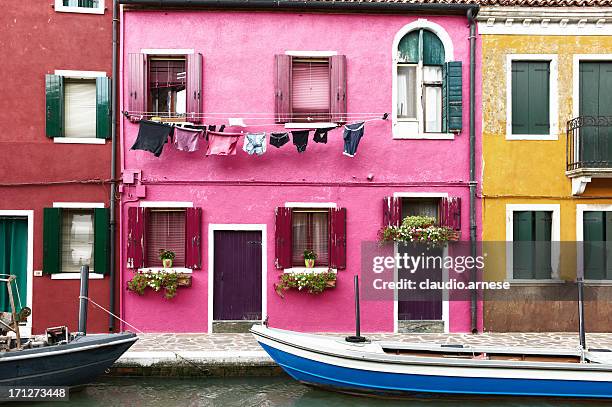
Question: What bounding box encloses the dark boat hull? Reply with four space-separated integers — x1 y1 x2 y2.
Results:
0 332 137 387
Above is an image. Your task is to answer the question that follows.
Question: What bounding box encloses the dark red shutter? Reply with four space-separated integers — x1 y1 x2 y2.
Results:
383 196 402 227
185 207 202 269
330 55 347 123
274 54 292 123
186 53 203 124
439 197 461 231
128 53 147 115
275 207 292 269
127 206 146 269
329 207 347 270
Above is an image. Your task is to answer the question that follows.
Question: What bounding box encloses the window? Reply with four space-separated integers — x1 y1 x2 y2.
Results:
128 53 203 123
126 206 202 270
292 210 329 267
511 61 550 135
512 211 553 279
401 198 440 220
394 29 462 137
42 206 109 276
148 58 187 118
45 72 111 141
583 211 612 280
55 0 105 14
274 54 346 124
145 210 186 268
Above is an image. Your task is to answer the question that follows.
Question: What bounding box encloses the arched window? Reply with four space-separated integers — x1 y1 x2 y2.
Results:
396 29 445 133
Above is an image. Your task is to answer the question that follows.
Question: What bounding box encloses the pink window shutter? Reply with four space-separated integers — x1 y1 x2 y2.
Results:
126 206 146 269
275 207 292 269
274 54 292 124
329 208 347 270
330 55 347 123
383 196 402 227
128 53 147 115
439 197 461 231
186 53 203 123
185 207 202 269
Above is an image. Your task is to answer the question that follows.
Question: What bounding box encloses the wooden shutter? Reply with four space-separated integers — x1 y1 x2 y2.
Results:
513 211 534 279
443 61 462 132
45 74 64 138
383 197 402 227
186 53 203 124
96 76 112 139
422 30 445 66
274 54 292 123
128 53 147 114
94 208 110 275
275 207 292 269
511 61 529 135
330 55 347 123
43 208 62 274
584 211 605 280
126 206 146 269
185 207 202 270
439 197 461 231
534 211 552 279
329 207 347 270
528 62 550 135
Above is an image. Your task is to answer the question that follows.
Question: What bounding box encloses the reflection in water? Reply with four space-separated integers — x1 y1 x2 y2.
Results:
33 377 607 407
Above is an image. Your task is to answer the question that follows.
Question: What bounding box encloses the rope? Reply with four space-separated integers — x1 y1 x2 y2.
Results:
79 296 210 375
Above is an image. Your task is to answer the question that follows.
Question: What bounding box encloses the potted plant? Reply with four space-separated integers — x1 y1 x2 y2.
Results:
159 249 176 268
303 249 317 268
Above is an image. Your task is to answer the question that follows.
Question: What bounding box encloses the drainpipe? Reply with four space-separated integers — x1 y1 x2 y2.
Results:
467 8 478 334
109 0 119 332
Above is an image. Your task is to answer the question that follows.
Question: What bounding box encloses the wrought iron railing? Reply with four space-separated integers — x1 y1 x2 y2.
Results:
567 116 612 172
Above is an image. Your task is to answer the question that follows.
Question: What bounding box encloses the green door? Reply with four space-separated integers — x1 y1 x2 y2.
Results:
579 62 612 165
0 218 28 313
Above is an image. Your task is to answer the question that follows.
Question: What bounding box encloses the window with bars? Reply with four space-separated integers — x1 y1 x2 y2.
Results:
291 210 329 267
148 58 187 118
145 210 186 268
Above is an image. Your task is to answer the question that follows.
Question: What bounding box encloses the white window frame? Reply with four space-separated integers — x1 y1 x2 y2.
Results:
572 54 612 119
392 19 456 140
505 54 559 141
505 204 562 283
52 70 108 144
50 202 105 280
54 0 105 15
0 210 34 337
576 204 612 285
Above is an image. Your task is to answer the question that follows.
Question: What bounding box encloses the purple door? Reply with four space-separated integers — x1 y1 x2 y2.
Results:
213 230 262 321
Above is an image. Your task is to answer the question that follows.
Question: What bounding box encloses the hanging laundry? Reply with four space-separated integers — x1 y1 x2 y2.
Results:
228 118 247 127
206 131 241 156
130 120 174 157
269 132 290 148
343 122 365 157
291 130 310 153
174 127 203 153
313 127 335 144
243 132 267 156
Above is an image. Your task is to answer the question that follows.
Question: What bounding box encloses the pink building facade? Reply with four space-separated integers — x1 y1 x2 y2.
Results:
118 3 482 333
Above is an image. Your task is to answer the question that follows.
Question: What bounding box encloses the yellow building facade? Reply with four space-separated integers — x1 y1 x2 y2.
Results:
477 7 612 332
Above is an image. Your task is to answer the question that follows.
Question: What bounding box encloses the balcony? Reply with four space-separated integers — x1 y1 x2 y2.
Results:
566 116 612 195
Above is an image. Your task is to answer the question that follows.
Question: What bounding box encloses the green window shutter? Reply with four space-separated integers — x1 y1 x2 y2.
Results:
397 30 419 63
584 211 605 280
94 208 110 275
511 62 529 135
444 61 462 132
96 77 111 139
422 30 445 66
513 211 534 279
605 212 612 280
534 211 552 279
43 208 62 274
45 74 64 138
528 62 550 135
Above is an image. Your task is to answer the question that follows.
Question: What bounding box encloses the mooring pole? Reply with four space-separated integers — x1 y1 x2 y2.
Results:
78 265 89 335
346 275 367 343
577 277 586 351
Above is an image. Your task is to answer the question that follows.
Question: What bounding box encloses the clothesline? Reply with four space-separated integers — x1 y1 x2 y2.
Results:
124 111 387 116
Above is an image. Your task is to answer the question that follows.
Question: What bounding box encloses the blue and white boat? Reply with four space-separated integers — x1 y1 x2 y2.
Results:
251 324 612 399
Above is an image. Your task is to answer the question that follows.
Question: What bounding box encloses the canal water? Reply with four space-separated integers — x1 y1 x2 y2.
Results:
34 377 608 407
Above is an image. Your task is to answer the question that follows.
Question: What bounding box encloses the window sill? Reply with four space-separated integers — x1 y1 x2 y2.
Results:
507 279 565 286
51 273 105 280
137 267 193 274
506 134 558 141
54 6 105 15
283 267 337 274
53 137 106 145
393 133 456 140
284 122 337 129
584 280 612 286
